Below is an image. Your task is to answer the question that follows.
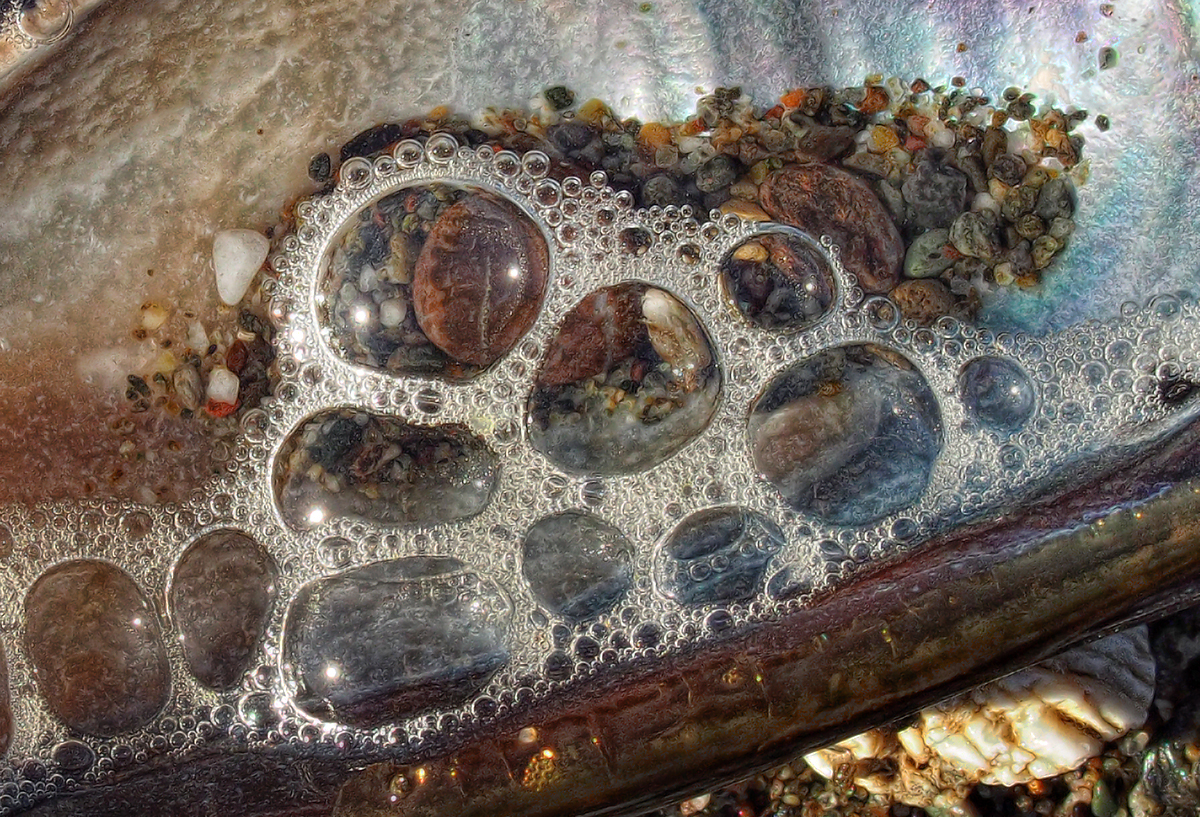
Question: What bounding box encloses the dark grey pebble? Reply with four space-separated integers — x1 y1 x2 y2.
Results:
902 159 967 229
695 155 741 193
308 152 332 183
340 123 404 162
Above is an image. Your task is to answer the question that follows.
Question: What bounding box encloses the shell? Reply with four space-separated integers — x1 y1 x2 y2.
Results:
804 626 1155 811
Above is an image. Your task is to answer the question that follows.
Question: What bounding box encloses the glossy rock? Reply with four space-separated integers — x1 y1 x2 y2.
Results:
25 560 170 736
749 345 942 525
720 232 836 331
658 507 784 605
522 511 634 622
413 193 549 366
529 283 721 474
275 410 498 529
759 165 904 294
283 557 510 726
170 529 279 689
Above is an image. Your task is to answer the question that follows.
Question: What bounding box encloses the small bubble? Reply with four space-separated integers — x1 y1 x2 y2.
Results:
18 0 73 43
414 388 442 414
580 479 605 506
238 692 277 728
120 510 153 539
521 151 551 178
318 537 355 569
425 133 459 163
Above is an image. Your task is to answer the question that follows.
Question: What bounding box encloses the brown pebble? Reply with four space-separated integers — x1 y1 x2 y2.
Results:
536 284 644 387
892 279 955 325
759 164 903 294
413 193 549 366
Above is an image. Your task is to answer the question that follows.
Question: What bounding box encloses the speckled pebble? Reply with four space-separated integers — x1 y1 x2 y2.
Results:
903 229 954 279
950 210 1001 261
892 278 955 325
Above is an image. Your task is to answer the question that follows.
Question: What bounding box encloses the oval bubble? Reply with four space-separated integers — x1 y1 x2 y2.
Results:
959 356 1037 432
283 557 510 726
749 344 942 525
657 507 784 605
25 560 169 736
529 283 721 474
275 409 497 529
521 511 634 622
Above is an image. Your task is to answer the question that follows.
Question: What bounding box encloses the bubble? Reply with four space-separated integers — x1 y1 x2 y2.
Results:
171 530 278 690
18 0 73 43
284 557 510 727
657 508 783 605
750 345 942 525
275 410 498 529
25 561 169 736
529 283 722 475
425 134 459 163
521 151 550 178
959 357 1036 432
395 140 424 167
237 692 278 729
720 231 836 332
521 512 633 623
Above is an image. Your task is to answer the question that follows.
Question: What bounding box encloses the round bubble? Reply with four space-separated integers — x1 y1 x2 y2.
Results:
521 511 634 623
959 356 1036 432
720 231 835 331
749 344 942 525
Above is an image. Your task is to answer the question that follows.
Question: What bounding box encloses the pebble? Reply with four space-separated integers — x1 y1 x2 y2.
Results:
140 302 170 331
903 229 954 279
695 155 741 193
206 365 240 407
25 560 170 736
212 228 269 306
892 279 955 325
1031 235 1061 269
413 193 549 366
902 159 968 230
1034 177 1074 221
950 210 1002 261
172 364 202 412
759 164 904 294
989 153 1027 187
378 298 407 328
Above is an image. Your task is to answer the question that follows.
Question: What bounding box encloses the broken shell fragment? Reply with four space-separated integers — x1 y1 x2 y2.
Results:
804 626 1155 811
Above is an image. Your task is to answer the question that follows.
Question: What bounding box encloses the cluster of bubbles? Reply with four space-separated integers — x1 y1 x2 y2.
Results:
0 133 1194 811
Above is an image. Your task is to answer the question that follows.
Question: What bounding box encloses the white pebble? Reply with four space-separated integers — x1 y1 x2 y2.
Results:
972 192 1000 213
212 229 270 306
379 298 407 328
206 365 240 406
930 127 956 149
140 302 170 331
187 320 210 352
